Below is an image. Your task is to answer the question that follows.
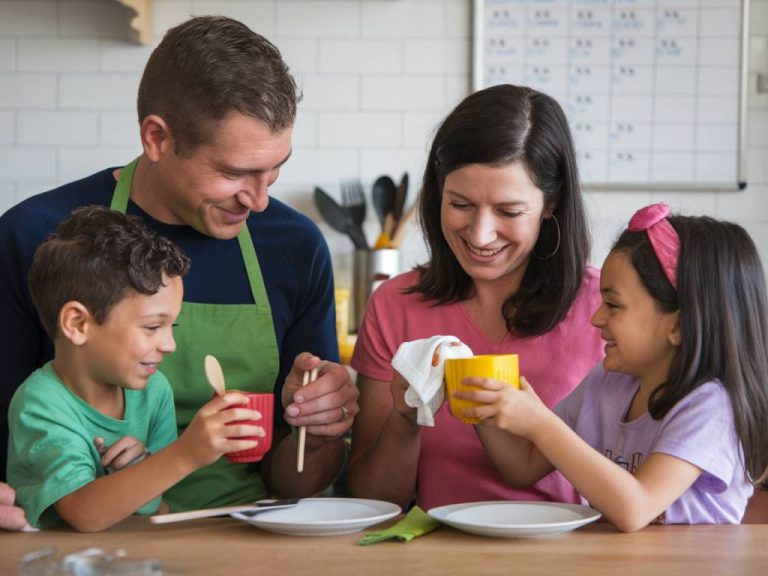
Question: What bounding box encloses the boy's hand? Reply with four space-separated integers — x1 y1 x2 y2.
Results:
454 376 549 437
94 435 147 472
177 392 265 468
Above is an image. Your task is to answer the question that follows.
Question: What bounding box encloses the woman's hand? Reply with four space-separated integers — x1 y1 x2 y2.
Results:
454 376 549 438
390 370 418 424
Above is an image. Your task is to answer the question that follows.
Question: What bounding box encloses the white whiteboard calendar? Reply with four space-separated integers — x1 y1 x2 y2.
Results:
473 0 748 190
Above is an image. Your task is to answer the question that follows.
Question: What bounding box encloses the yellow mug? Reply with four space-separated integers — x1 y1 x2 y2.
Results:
443 354 520 423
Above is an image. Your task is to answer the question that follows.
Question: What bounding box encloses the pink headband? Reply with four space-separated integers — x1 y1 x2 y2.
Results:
627 203 680 289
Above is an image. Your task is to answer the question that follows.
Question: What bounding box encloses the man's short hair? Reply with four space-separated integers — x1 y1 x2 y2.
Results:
137 15 300 156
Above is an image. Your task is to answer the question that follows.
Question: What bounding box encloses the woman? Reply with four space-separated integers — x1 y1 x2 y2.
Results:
347 85 604 510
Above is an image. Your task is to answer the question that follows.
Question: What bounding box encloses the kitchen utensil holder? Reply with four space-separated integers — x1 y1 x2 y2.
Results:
352 248 399 332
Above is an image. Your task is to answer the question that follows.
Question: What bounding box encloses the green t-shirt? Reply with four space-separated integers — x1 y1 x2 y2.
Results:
7 362 177 528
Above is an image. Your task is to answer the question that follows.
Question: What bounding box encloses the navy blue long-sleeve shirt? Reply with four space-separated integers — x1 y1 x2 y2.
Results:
0 167 339 480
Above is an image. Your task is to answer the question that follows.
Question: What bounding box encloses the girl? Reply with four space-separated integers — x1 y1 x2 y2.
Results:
459 203 768 531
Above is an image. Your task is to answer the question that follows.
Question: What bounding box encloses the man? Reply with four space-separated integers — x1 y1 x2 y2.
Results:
0 15 357 525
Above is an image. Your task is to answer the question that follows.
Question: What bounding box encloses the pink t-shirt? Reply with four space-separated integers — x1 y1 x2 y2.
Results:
351 267 604 510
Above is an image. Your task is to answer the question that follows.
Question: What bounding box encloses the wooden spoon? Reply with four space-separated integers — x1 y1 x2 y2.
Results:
205 355 226 396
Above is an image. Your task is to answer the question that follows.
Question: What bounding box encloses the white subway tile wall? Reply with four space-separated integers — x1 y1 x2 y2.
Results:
0 39 13 72
0 112 13 146
0 2 58 37
59 74 142 109
319 40 402 74
99 111 141 147
18 111 98 145
0 75 57 108
0 182 15 218
0 0 766 282
57 147 137 183
17 38 101 72
299 75 360 110
318 112 402 147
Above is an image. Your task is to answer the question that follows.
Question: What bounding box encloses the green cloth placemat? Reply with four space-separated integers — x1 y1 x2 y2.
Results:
358 506 440 545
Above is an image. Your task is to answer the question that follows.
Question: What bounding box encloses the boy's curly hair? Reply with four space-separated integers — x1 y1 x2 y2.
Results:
29 205 190 338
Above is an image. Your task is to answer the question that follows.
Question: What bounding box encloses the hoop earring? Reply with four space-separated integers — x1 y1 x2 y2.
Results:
535 214 561 260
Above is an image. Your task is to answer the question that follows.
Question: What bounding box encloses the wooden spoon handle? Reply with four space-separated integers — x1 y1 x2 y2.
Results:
296 368 318 473
390 204 416 248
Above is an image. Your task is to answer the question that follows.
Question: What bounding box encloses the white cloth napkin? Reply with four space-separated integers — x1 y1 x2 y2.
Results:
391 335 473 426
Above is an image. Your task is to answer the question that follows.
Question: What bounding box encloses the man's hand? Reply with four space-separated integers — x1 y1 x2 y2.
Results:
0 482 33 531
282 353 359 441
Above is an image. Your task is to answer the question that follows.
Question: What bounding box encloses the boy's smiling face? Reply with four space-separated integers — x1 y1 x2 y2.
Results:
81 274 183 394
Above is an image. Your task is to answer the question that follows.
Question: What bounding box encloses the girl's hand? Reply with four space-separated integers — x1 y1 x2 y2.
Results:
94 435 147 472
177 392 265 468
390 370 418 423
454 377 549 438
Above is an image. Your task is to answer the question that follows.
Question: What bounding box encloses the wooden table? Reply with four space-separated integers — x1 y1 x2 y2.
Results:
2 516 766 575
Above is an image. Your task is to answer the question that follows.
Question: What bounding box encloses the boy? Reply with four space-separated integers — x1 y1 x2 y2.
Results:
7 206 264 532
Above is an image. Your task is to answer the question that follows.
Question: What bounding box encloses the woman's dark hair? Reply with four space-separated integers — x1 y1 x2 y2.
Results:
410 84 590 336
29 205 191 338
613 215 768 485
138 15 300 156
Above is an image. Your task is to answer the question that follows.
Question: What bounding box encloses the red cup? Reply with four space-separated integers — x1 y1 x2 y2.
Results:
222 392 274 463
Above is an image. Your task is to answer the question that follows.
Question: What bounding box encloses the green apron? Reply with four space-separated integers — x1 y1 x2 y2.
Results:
111 158 280 511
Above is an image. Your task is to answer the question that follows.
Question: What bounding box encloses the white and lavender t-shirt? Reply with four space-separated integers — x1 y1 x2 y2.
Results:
555 363 753 524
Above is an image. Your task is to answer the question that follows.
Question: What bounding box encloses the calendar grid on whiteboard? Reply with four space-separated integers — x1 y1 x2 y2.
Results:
473 0 748 191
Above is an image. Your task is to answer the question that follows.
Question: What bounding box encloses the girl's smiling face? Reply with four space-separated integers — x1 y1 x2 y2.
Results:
591 250 680 388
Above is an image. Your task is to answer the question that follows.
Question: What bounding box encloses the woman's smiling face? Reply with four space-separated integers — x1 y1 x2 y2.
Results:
440 162 550 293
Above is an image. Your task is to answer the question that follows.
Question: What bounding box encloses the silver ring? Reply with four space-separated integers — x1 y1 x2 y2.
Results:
339 405 350 422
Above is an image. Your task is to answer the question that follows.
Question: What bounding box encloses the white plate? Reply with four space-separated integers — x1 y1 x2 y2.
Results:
427 501 601 538
231 497 401 536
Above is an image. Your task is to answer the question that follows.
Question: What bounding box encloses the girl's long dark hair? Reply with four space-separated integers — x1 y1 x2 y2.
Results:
614 216 768 485
410 84 590 336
